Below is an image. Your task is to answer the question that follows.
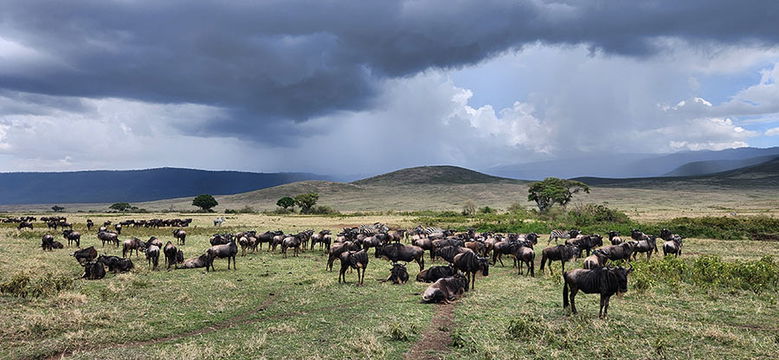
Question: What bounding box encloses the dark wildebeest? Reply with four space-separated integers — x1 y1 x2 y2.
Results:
146 244 160 270
310 230 332 250
513 242 535 276
567 234 604 257
281 235 302 258
382 263 410 284
41 234 63 251
327 241 360 271
630 236 657 261
82 261 106 280
630 229 650 241
464 241 487 257
178 254 210 269
583 249 609 269
98 230 119 247
422 274 468 303
599 243 634 263
62 229 81 247
375 243 425 271
114 223 122 235
86 219 94 231
146 236 163 250
18 221 33 230
540 244 579 275
173 229 187 245
563 265 633 318
163 241 182 269
97 255 134 273
607 231 623 245
411 237 435 260
122 237 146 258
663 237 683 257
210 234 231 246
416 265 457 283
338 250 369 285
73 246 97 265
437 246 471 264
453 251 489 291
257 231 281 251
103 220 112 227
207 238 238 271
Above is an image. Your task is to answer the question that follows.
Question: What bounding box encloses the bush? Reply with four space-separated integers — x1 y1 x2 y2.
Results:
461 201 476 216
307 205 340 215
479 206 496 214
506 317 544 339
0 272 73 298
564 203 631 226
225 206 256 214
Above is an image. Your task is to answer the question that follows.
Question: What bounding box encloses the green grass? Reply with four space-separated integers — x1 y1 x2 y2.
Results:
1 213 778 359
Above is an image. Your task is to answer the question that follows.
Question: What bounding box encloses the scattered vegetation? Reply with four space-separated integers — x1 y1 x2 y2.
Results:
224 206 257 214
0 272 73 298
527 177 590 213
192 194 218 212
294 193 319 214
276 196 295 211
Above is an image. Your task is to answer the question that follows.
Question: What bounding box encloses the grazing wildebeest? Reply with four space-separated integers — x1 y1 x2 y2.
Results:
213 217 225 227
540 244 579 275
583 249 609 269
73 246 97 265
207 238 238 271
41 234 63 251
98 230 119 247
97 255 134 273
422 274 469 303
146 245 160 270
327 241 360 271
18 221 33 230
375 243 425 271
513 242 536 276
567 234 604 257
281 235 302 258
163 242 181 269
563 265 633 318
663 237 683 257
416 265 457 283
82 261 106 280
178 254 210 269
383 263 410 284
598 243 634 263
338 250 369 285
607 231 623 245
86 219 94 231
122 237 145 258
173 229 187 245
453 251 489 291
146 236 163 250
62 229 81 247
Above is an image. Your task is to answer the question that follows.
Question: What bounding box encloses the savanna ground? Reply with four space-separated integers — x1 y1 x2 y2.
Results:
1 212 778 359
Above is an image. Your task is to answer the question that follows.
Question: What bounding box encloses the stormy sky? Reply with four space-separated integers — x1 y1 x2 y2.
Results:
1 0 778 175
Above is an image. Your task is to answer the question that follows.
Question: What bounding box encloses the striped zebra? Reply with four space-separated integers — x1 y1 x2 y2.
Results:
548 229 580 244
358 222 389 235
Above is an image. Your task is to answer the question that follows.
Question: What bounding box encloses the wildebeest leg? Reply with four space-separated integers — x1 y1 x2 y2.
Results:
570 287 579 314
233 255 237 270
529 260 534 277
599 294 611 318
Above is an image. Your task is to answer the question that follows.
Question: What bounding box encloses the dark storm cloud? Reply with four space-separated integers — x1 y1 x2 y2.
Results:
0 0 777 139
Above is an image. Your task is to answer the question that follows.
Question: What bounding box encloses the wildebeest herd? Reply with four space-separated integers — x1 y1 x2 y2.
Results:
11 216 685 318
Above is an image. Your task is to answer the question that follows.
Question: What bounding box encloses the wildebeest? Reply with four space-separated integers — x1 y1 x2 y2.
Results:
257 231 281 250
422 274 468 303
453 251 489 291
173 229 187 245
338 250 369 285
281 235 302 258
207 238 238 271
607 231 623 245
327 241 360 271
178 254 210 269
630 229 650 241
146 244 160 270
464 241 487 257
310 230 332 251
86 219 94 231
563 265 633 318
437 245 471 264
163 241 183 269
62 229 81 247
114 223 122 234
630 236 657 260
97 255 134 273
583 249 608 269
663 237 683 257
18 221 33 230
567 234 603 257
122 237 146 258
82 260 106 280
598 243 634 263
375 243 425 271
411 237 435 260
513 242 536 276
540 244 579 275
98 230 119 247
73 246 97 265
210 234 232 246
41 234 63 251
416 265 457 283
146 236 163 250
382 263 409 284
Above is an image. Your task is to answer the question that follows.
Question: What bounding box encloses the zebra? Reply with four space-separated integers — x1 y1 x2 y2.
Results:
548 229 580 245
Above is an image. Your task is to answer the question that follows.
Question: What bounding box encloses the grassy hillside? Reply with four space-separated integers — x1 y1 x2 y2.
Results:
352 165 522 186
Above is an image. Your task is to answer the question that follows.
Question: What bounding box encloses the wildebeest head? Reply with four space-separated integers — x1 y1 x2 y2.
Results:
607 231 619 239
590 234 604 247
525 233 539 244
568 229 581 238
477 256 489 276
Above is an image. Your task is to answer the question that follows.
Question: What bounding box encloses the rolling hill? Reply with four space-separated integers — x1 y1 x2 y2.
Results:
353 165 521 186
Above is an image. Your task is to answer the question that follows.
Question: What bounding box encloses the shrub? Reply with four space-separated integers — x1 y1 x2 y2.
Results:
506 317 544 339
0 272 73 298
478 206 496 214
461 201 476 216
307 205 340 215
564 203 631 227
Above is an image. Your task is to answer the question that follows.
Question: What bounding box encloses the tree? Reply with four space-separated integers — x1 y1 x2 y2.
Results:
192 194 219 212
461 200 476 216
527 177 590 213
294 193 319 214
276 196 295 210
109 202 133 212
51 205 65 212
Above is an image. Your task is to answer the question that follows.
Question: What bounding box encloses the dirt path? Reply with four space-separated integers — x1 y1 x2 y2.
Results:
404 303 455 360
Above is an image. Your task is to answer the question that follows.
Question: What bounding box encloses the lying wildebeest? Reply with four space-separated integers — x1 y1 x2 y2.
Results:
281 234 302 258
178 254 210 269
146 244 160 270
375 243 425 271
540 244 579 275
663 237 683 257
163 241 183 269
98 230 119 247
122 237 146 258
18 221 33 230
453 251 489 291
73 246 97 265
41 234 64 251
173 229 187 245
207 238 238 271
567 234 603 257
339 250 369 285
422 274 469 303
97 255 134 273
62 229 81 247
513 242 535 276
82 260 106 280
327 241 360 271
598 243 634 263
382 263 409 284
86 219 94 231
607 231 623 245
416 265 457 283
563 265 633 318
437 245 470 264
583 249 608 269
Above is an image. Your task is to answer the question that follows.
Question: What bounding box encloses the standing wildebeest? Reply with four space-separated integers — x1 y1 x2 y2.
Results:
327 241 360 271
540 244 579 275
114 223 122 235
62 229 81 247
630 229 650 241
281 234 302 258
86 219 94 231
146 236 163 250
630 236 657 261
98 230 119 247
41 234 63 251
173 229 187 245
567 234 604 257
146 244 160 270
607 231 623 245
210 234 232 246
178 254 210 269
411 237 435 260
453 251 489 291
97 255 134 273
73 246 97 265
163 241 183 269
422 274 468 303
563 265 633 318
207 238 238 271
663 237 683 257
338 250 369 285
464 241 487 257
598 243 634 263
513 242 536 276
437 245 471 265
375 243 425 271
82 260 106 280
123 237 145 258
382 263 409 284
310 230 332 251
18 221 33 230
583 249 609 269
416 265 457 283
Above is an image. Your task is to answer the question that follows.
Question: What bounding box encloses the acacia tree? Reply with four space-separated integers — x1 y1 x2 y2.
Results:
527 177 590 213
294 193 319 214
51 205 65 212
192 194 218 212
276 196 295 210
110 202 132 212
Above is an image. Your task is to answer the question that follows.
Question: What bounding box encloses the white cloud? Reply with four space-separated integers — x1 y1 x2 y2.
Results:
766 127 779 136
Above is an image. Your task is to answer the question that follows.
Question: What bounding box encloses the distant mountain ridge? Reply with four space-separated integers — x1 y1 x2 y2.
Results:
0 168 328 205
352 165 522 186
